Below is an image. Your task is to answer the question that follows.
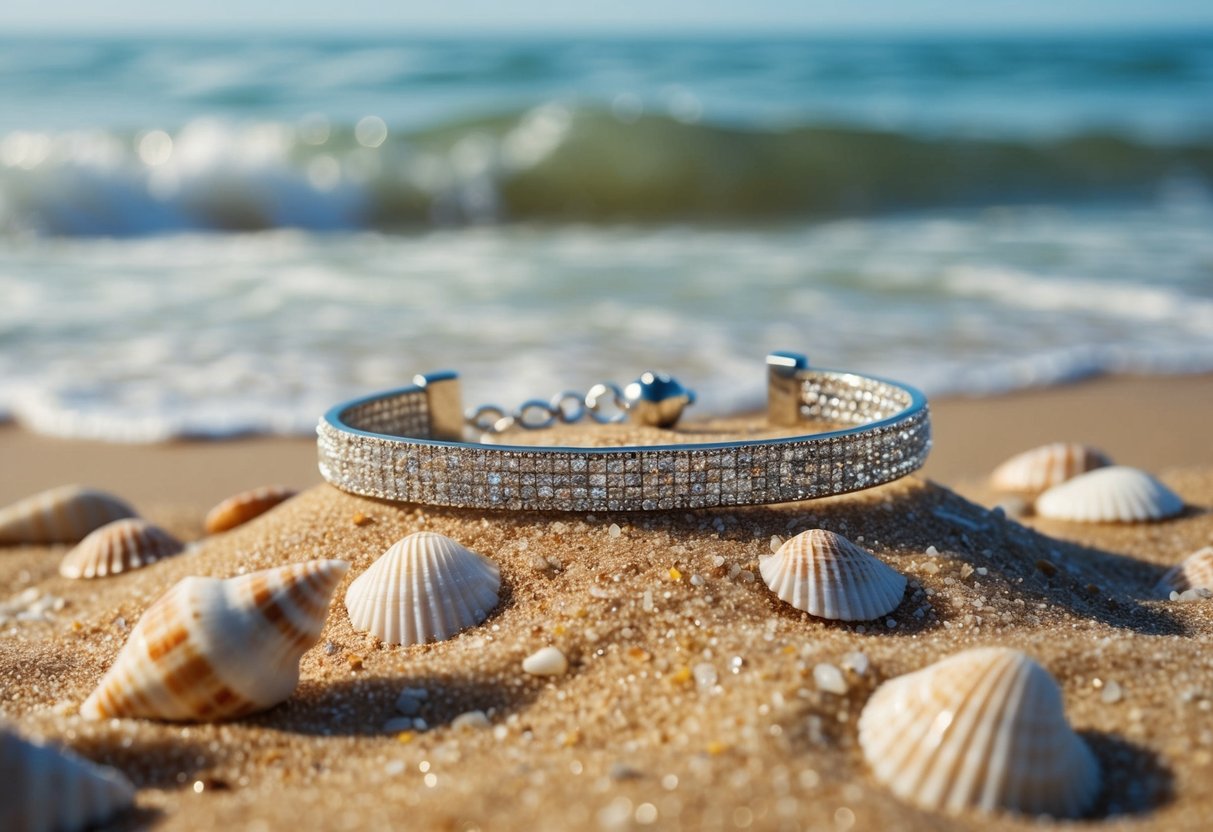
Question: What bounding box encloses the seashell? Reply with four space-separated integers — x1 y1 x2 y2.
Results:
1035 465 1183 523
858 647 1100 818
990 443 1111 494
0 485 135 545
344 531 500 646
59 518 184 579
1155 546 1213 599
760 529 906 621
204 486 297 534
522 646 569 676
1 724 136 832
80 559 349 722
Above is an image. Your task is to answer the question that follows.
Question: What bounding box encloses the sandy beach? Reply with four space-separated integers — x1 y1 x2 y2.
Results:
1 373 1212 830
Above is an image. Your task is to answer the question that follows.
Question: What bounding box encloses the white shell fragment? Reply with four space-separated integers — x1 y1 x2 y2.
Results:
0 725 136 832
0 485 136 545
344 532 500 646
1035 465 1184 523
1155 547 1213 599
80 559 349 721
760 529 906 621
59 518 184 579
858 647 1100 818
990 443 1111 494
522 646 568 676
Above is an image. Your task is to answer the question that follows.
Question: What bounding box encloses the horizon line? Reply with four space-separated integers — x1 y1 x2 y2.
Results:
4 22 1213 39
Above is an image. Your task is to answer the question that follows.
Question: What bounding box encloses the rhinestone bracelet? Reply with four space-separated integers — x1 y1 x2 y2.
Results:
317 351 931 512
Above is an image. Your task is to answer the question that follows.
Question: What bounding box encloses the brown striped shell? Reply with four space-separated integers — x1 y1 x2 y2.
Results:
0 485 136 545
989 443 1111 495
204 486 297 534
1 724 136 832
1155 547 1213 599
80 559 348 722
59 518 184 579
760 529 906 621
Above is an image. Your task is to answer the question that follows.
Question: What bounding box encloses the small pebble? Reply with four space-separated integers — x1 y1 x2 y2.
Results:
523 646 568 676
609 763 644 781
608 523 622 539
813 662 848 695
451 710 491 730
770 535 783 553
840 651 869 676
693 663 718 691
1101 680 1124 704
395 695 422 716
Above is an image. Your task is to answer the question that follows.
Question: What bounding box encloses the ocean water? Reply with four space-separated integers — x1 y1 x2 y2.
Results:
1 34 1212 440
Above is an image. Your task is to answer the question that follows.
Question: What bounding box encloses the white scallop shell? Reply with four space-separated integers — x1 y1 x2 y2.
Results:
990 443 1111 494
59 518 184 579
81 559 349 722
1155 546 1213 599
760 529 906 621
344 531 501 646
1035 465 1184 522
0 485 136 545
1 724 136 832
858 647 1100 818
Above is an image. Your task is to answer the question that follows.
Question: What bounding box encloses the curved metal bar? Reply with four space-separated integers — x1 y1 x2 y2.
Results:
317 354 931 512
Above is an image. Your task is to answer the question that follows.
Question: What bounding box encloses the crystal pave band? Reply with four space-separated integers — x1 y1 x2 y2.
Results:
317 352 931 512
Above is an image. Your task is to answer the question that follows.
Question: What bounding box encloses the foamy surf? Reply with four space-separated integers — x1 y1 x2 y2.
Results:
3 112 1213 236
2 206 1212 442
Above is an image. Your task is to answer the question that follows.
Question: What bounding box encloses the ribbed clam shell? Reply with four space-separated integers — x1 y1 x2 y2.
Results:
0 725 135 832
990 443 1111 494
0 485 136 545
80 559 349 722
1035 465 1184 522
858 647 1100 818
345 531 501 645
204 486 297 534
59 519 184 579
1155 547 1213 598
760 529 906 621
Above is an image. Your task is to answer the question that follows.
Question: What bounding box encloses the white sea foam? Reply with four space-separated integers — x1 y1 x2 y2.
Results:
1 203 1212 442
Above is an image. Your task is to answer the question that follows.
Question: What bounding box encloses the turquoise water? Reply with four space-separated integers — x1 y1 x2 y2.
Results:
1 35 1211 439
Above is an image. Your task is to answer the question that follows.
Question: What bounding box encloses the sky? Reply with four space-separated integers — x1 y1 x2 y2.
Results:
4 0 1213 34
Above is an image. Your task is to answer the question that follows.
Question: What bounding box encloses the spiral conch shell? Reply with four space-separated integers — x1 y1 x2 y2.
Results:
1155 546 1213 600
0 485 135 545
760 529 906 621
204 486 297 534
345 531 501 646
1035 465 1184 523
989 443 1111 494
858 647 1100 818
1 724 136 832
59 518 184 579
80 559 349 722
